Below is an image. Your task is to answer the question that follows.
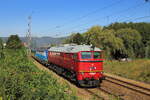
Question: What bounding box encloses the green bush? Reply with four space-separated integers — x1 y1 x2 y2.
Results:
0 49 77 100
6 35 22 49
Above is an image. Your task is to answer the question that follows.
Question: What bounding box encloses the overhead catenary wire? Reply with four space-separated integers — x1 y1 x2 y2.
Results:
54 0 146 36
56 0 122 28
60 15 150 37
65 1 146 32
41 0 122 33
42 0 149 37
124 15 150 22
55 1 147 37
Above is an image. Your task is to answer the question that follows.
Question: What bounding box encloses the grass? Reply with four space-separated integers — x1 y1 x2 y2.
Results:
0 48 78 100
104 59 150 83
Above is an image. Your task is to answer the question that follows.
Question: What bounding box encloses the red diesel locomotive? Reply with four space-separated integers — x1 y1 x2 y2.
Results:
48 44 104 86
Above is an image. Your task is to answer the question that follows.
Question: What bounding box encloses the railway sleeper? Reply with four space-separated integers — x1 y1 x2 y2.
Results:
78 79 100 87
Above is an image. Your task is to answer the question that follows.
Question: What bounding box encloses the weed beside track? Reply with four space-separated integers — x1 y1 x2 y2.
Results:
104 60 150 83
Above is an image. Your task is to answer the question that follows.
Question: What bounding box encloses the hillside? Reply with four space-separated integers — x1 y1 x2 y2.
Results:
0 49 77 99
1 36 67 47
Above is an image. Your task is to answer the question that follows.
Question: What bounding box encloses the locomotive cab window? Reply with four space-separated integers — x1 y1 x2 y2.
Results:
94 52 101 59
81 52 92 59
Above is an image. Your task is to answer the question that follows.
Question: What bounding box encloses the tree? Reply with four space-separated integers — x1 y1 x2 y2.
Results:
63 33 84 45
83 26 124 59
0 38 3 50
95 29 124 59
105 22 150 58
145 41 150 58
72 33 84 45
6 35 22 49
115 28 142 58
83 26 103 46
105 22 150 46
0 38 4 59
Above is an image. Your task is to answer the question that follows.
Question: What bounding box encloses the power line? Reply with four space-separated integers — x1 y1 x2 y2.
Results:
68 1 146 31
62 15 150 37
55 1 146 36
43 0 149 37
58 0 122 27
116 3 148 22
42 0 122 33
124 15 150 22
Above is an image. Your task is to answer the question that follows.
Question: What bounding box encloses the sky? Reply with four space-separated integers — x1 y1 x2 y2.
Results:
0 0 150 37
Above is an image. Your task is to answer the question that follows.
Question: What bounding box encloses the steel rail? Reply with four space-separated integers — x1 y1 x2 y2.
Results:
104 74 150 96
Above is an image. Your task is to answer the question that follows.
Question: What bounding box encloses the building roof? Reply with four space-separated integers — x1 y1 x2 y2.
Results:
48 44 101 53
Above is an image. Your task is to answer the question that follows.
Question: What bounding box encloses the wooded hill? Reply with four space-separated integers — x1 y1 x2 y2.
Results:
64 22 150 59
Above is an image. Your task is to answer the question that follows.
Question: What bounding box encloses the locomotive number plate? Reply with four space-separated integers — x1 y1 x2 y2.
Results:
90 66 96 70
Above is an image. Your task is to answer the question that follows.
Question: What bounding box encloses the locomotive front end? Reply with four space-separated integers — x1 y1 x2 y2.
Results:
76 51 104 86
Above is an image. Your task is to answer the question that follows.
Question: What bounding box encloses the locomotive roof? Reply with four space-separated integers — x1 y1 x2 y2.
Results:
48 44 101 53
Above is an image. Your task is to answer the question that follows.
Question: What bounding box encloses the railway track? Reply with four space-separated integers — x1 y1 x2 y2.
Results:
32 56 150 100
79 73 150 100
84 87 122 100
31 56 120 99
101 73 150 100
104 73 150 96
31 56 113 99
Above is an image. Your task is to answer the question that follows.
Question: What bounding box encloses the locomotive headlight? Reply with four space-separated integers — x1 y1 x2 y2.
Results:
81 72 84 75
100 71 103 74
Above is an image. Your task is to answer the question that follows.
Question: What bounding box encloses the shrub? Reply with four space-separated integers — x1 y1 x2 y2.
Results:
0 49 77 100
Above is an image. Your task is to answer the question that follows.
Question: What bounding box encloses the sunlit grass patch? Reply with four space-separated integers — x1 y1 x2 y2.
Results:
104 59 150 83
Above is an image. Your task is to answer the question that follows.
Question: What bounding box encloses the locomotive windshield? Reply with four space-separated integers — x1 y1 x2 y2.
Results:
94 52 101 59
81 52 101 59
81 52 92 59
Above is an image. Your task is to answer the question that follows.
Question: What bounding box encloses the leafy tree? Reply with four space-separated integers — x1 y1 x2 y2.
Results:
83 26 103 45
72 33 84 45
145 41 150 58
105 22 150 58
63 33 76 44
115 28 142 58
6 35 22 49
64 33 84 45
98 29 124 59
105 22 150 46
0 38 4 59
83 26 124 59
65 23 149 59
0 38 3 50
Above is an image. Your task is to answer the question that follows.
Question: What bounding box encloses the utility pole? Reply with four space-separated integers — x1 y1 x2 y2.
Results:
27 15 32 55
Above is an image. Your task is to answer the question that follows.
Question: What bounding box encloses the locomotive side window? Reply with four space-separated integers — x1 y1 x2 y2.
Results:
81 52 92 59
94 52 101 59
